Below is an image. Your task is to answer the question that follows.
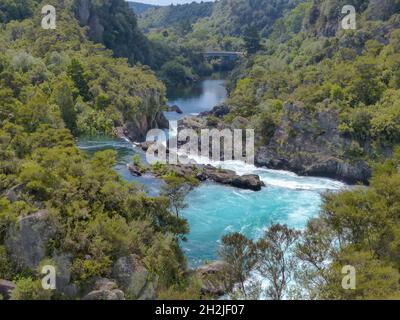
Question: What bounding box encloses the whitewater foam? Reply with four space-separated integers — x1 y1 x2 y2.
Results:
174 150 345 192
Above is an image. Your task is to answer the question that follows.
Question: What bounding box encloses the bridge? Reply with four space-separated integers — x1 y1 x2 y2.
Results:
203 51 245 59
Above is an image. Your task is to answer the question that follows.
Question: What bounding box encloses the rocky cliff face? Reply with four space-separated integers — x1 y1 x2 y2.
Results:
5 210 56 269
121 88 169 142
254 102 372 184
3 210 156 300
304 0 400 38
176 102 372 184
74 0 169 142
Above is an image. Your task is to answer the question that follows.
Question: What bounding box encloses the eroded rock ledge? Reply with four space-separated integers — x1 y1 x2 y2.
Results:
129 163 265 191
178 102 373 185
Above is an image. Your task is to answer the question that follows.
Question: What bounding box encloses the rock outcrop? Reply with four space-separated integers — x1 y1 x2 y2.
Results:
200 104 230 118
200 166 265 191
112 255 156 300
166 105 183 114
5 209 56 269
254 102 372 184
171 100 372 184
122 91 169 142
130 163 265 191
83 278 125 300
52 253 79 298
0 279 16 300
304 0 400 43
74 0 152 65
197 261 231 296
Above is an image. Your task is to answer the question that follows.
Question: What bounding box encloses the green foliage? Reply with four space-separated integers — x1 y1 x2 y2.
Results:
219 232 257 299
67 59 91 102
295 149 400 299
322 250 400 300
193 0 302 39
255 224 300 300
144 234 187 288
73 0 153 66
160 175 196 219
0 3 166 137
52 80 77 134
157 275 204 300
159 59 195 87
0 245 15 279
132 154 145 172
0 0 40 23
224 0 400 162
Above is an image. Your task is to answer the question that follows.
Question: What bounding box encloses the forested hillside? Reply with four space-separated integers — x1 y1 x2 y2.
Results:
128 1 158 15
138 0 302 50
194 0 302 37
224 0 400 183
138 1 213 32
73 0 155 67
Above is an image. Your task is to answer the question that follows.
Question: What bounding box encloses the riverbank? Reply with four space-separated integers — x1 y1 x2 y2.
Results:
78 78 346 268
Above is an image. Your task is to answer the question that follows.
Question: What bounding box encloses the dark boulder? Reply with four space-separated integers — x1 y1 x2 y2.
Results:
197 261 231 296
166 105 183 114
5 209 56 269
112 255 157 300
137 141 156 152
200 104 230 118
203 166 265 191
128 164 143 176
306 158 372 185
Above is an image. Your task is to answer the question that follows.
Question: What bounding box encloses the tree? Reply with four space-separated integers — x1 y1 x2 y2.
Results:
255 224 300 300
219 232 257 299
321 250 400 300
243 26 261 54
294 218 337 299
160 175 194 218
160 60 194 87
178 19 193 35
348 58 384 106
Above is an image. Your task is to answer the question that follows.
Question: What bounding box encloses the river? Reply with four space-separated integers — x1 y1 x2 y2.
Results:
78 78 344 267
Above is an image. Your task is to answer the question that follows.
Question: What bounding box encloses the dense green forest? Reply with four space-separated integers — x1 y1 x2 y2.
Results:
138 1 213 32
0 0 197 300
127 1 158 15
